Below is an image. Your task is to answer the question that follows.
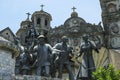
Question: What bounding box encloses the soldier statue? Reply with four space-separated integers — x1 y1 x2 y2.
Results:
53 36 75 80
33 35 53 77
76 35 99 80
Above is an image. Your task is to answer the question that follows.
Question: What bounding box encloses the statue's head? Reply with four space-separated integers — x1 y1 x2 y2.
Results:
61 36 68 43
82 34 88 42
38 35 45 44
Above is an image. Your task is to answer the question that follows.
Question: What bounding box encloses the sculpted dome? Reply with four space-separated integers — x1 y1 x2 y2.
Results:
31 10 52 21
64 11 86 28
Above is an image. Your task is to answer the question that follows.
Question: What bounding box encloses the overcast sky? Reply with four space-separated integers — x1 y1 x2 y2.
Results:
0 0 102 33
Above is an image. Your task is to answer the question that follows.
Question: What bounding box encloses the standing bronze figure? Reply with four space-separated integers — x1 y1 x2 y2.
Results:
33 35 52 77
53 36 75 80
76 35 99 80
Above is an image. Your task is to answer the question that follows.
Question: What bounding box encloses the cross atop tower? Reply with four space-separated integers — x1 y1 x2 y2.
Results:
72 6 76 12
40 4 45 11
26 12 31 20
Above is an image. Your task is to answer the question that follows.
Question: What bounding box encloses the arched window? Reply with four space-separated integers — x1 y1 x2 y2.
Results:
6 33 10 39
37 18 40 24
45 19 48 26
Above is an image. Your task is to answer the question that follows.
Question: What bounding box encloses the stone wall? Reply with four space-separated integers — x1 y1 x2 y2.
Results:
0 36 19 80
0 49 15 80
0 49 15 75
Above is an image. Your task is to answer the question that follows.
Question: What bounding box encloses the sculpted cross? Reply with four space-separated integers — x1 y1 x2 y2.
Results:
26 12 31 19
40 4 45 11
72 7 76 12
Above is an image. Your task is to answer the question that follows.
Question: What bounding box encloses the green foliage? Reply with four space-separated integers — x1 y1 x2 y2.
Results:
93 64 120 80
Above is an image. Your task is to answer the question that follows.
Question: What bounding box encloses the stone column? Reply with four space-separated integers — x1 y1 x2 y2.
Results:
47 20 50 29
34 16 37 27
0 36 19 80
41 16 45 29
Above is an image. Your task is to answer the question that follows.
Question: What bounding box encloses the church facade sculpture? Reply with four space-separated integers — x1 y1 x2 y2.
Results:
100 0 120 49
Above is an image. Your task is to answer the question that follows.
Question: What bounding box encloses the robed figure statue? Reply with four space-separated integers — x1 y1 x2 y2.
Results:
76 35 99 80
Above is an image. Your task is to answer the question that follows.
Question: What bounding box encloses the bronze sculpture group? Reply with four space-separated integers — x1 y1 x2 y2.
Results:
15 28 99 80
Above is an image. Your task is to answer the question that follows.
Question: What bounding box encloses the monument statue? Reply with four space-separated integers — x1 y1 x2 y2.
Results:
15 54 22 75
14 37 25 75
53 36 75 80
25 26 38 51
33 35 53 77
20 49 32 75
50 51 58 78
76 35 99 80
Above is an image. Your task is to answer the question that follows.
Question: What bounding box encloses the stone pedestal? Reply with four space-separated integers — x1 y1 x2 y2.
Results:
14 75 62 80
